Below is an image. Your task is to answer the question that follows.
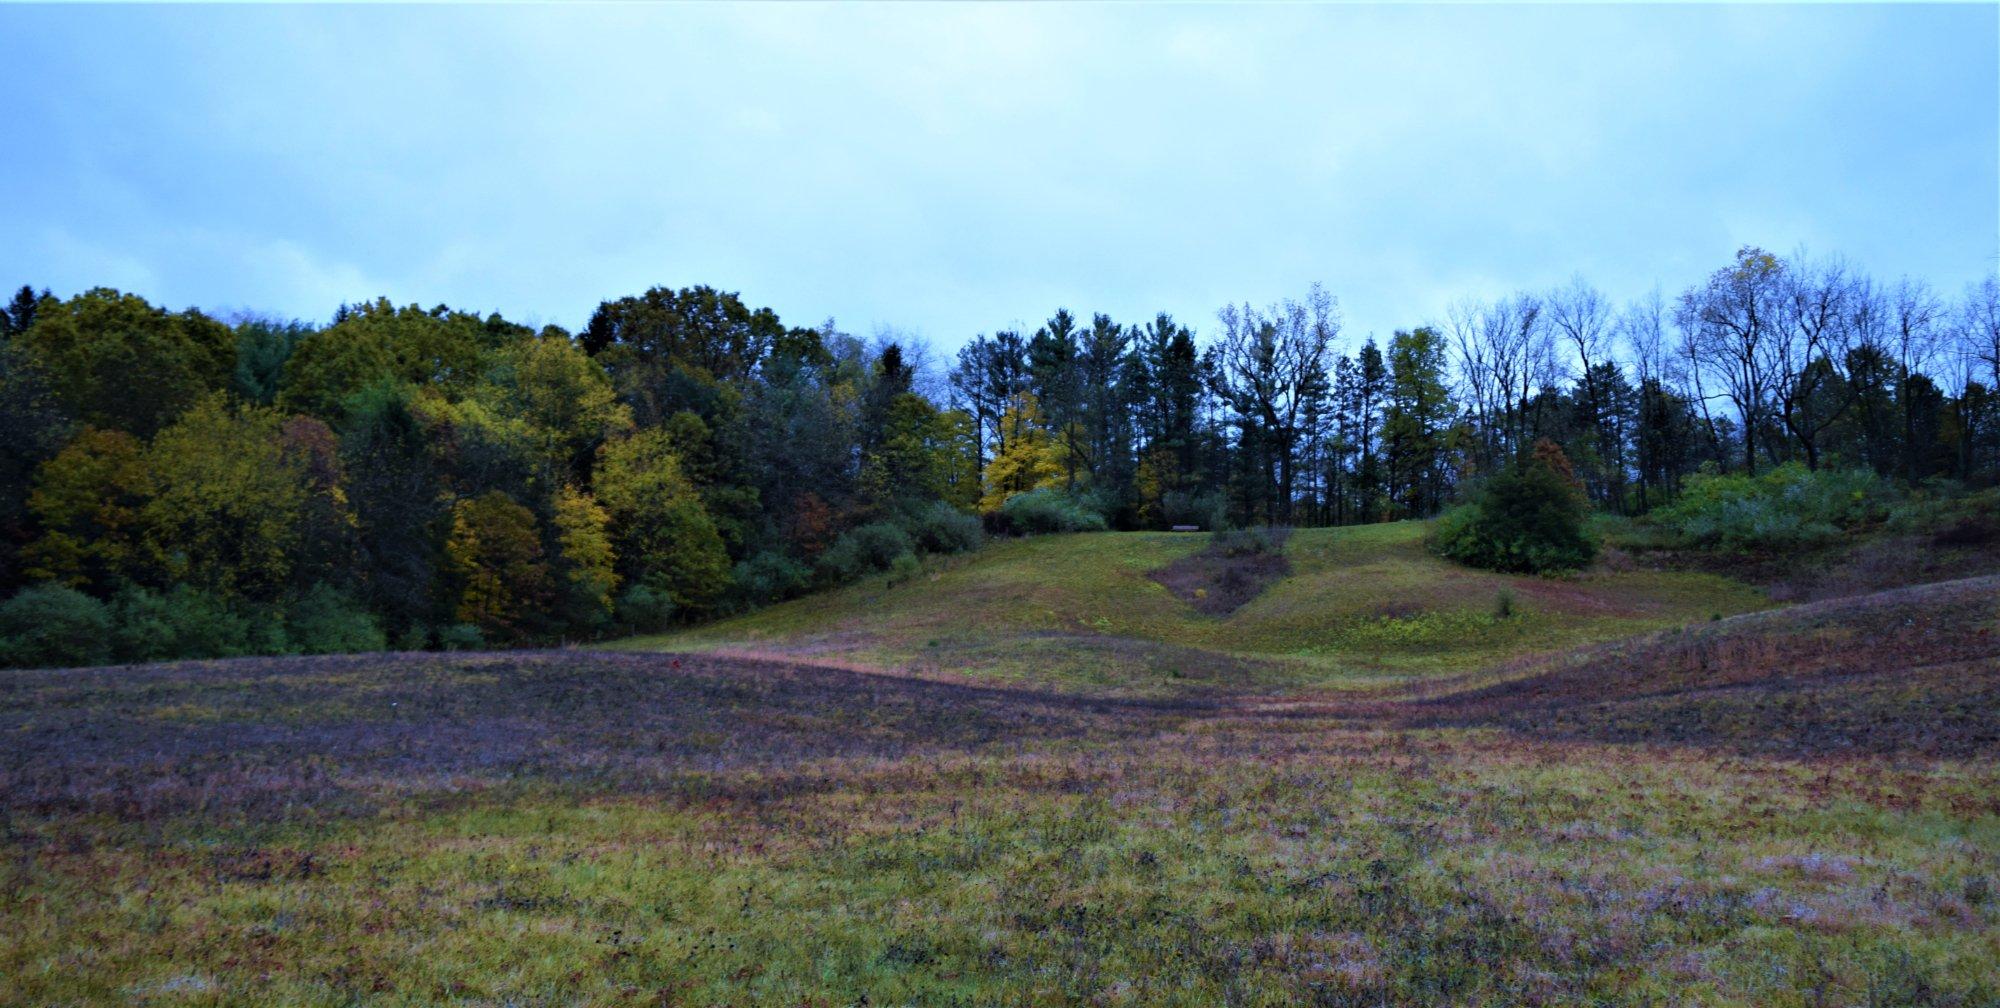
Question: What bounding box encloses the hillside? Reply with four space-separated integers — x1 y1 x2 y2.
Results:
5 563 1998 1004
616 521 1770 693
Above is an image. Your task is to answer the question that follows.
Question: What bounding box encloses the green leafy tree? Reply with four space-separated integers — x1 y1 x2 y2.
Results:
594 429 729 613
340 383 448 637
232 317 314 406
144 395 309 600
469 330 632 490
12 288 233 436
1383 326 1455 518
0 340 73 588
23 427 153 591
279 299 499 419
863 391 978 514
552 485 619 633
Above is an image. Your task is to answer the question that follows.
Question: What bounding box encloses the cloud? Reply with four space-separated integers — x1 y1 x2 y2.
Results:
1 3 1993 347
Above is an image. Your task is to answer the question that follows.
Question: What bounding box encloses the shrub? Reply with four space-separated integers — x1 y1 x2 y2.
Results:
286 584 386 655
392 624 431 651
0 583 113 668
997 489 1108 536
1158 490 1226 532
1432 462 1596 574
885 552 923 586
436 623 485 651
107 584 276 661
1213 527 1280 558
616 581 676 634
905 502 983 555
109 585 179 663
816 523 913 582
1645 463 1890 551
732 551 812 606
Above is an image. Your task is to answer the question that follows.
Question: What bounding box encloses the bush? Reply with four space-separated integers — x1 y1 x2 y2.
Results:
107 585 276 661
436 623 485 651
816 523 913 582
616 581 676 634
1432 462 1596 574
885 551 923 586
905 502 983 555
1644 463 1890 551
997 489 1108 536
286 584 386 655
0 583 113 668
1158 490 1226 532
732 551 812 606
1213 527 1280 558
109 585 179 663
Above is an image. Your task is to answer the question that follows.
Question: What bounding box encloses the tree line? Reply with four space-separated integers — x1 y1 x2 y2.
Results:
954 247 1999 531
0 244 1994 656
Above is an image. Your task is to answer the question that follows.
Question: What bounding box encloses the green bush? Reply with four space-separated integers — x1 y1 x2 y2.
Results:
1432 463 1596 574
732 551 812 606
109 585 179 663
998 489 1108 535
616 581 676 633
1159 490 1226 532
286 584 386 655
885 552 923 586
1645 463 1890 551
1213 527 1280 558
436 623 485 651
816 523 913 582
905 502 983 555
0 583 113 668
107 585 278 662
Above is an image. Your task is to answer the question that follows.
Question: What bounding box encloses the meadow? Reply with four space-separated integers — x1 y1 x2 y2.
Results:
618 523 1770 693
4 523 1997 1006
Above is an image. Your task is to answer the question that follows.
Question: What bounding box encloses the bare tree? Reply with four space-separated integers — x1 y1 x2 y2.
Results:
1444 295 1498 469
1675 246 1786 474
1483 293 1550 461
1548 275 1616 497
1889 278 1945 480
1212 283 1339 522
1769 252 1858 470
1964 274 2000 397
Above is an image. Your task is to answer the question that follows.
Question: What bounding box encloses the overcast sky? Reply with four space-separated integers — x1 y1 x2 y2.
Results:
3 3 1995 354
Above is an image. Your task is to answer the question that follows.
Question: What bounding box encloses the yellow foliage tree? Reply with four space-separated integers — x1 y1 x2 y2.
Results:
978 392 1064 513
444 490 552 642
593 429 730 613
552 485 618 630
23 427 153 590
143 395 311 599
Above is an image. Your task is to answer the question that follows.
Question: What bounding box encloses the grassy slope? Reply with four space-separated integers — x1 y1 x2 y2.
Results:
6 527 1997 1006
617 522 1769 693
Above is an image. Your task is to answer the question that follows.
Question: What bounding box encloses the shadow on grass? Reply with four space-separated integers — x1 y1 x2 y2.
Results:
1403 574 2000 757
0 650 1214 823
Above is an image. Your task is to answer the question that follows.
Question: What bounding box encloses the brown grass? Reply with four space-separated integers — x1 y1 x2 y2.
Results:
1149 527 1293 616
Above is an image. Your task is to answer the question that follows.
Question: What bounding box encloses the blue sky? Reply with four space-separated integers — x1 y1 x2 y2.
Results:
3 3 1995 353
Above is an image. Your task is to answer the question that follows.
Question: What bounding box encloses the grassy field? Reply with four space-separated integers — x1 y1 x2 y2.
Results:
5 525 1997 1006
617 522 1769 694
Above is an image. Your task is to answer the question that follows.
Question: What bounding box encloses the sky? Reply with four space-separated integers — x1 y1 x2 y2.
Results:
2 3 1996 356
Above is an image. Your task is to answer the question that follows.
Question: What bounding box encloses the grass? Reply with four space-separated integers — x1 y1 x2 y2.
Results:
4 525 1995 1005
617 522 1769 694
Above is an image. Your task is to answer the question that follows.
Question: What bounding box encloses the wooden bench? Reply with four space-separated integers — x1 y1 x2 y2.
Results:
1170 525 1202 532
